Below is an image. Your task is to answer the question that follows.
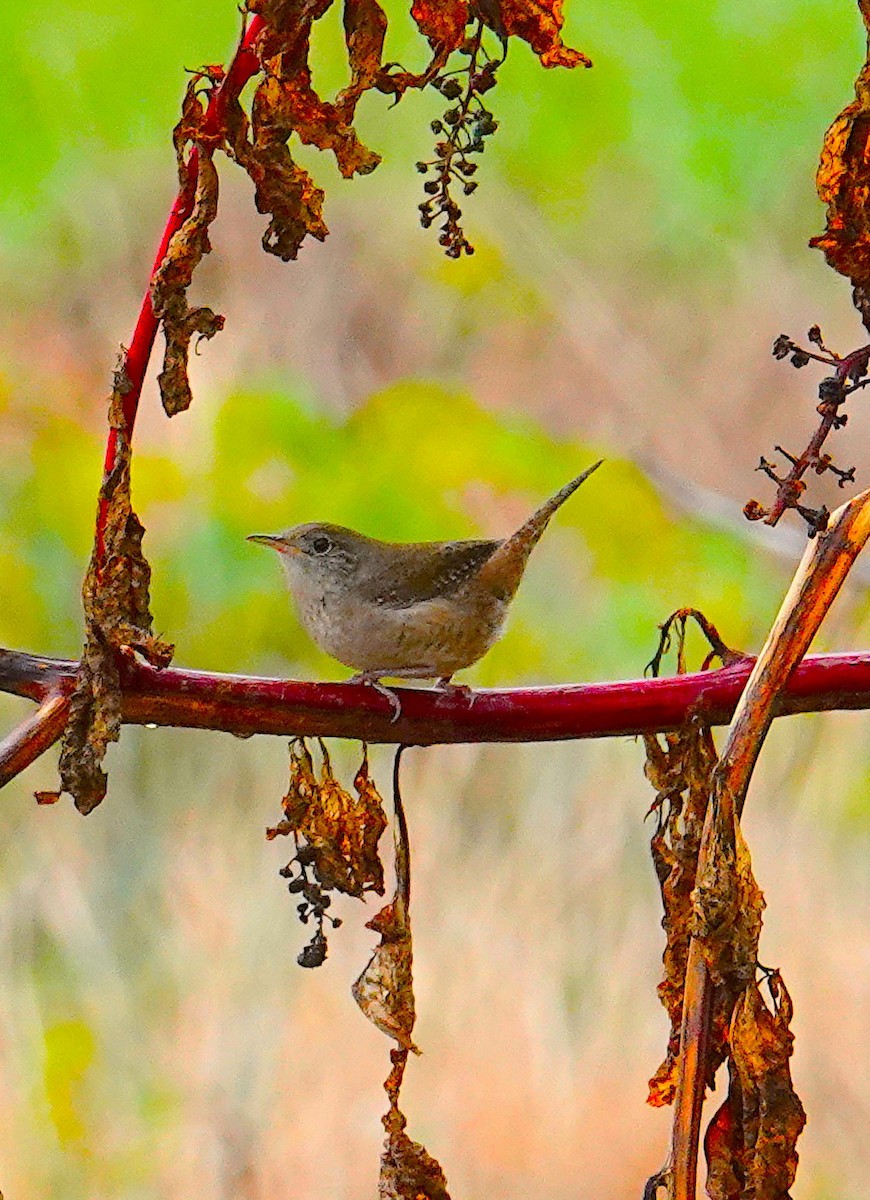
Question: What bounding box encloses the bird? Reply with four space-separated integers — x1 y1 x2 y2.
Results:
248 461 602 712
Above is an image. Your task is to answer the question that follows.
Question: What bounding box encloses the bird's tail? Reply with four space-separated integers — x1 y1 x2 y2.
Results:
477 460 604 600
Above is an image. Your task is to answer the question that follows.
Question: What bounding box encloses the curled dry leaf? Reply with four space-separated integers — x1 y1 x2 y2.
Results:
810 0 870 327
644 717 717 1107
380 1125 452 1200
643 609 740 1106
690 795 765 999
705 973 806 1200
58 403 173 814
224 86 329 262
379 1052 451 1200
338 0 389 118
151 76 225 415
275 739 387 898
495 0 591 68
235 0 381 259
359 750 447 1197
353 897 419 1053
269 740 387 966
255 71 381 181
353 746 417 1051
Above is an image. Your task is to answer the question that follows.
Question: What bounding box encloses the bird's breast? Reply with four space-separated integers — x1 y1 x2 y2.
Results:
292 579 508 675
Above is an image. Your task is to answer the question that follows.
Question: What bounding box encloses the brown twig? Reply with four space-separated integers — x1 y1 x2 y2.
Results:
745 332 870 534
0 693 71 789
670 486 870 1200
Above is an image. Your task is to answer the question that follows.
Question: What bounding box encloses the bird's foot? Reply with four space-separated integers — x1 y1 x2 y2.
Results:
435 676 476 708
346 672 402 723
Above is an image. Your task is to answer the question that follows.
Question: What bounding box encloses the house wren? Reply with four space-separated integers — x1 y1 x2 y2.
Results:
248 461 602 705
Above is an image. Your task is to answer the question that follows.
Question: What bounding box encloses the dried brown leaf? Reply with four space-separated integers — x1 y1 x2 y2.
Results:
279 739 387 897
225 87 329 261
706 974 806 1199
728 974 806 1199
58 422 173 814
810 1 870 293
247 0 335 67
353 897 418 1052
691 798 765 997
377 0 469 95
151 106 224 415
704 1088 744 1200
495 0 591 68
337 0 389 118
257 71 381 179
156 293 225 417
380 1126 452 1200
644 719 717 1106
353 746 416 1049
378 1042 450 1198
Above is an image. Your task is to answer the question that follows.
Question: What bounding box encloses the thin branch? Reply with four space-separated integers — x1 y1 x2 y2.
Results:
746 335 870 533
669 486 870 1200
3 648 870 770
0 693 71 788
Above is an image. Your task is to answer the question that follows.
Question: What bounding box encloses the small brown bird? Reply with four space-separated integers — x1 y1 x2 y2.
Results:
248 461 602 705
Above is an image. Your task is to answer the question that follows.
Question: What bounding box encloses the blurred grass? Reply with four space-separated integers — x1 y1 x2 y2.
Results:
1 1 870 1197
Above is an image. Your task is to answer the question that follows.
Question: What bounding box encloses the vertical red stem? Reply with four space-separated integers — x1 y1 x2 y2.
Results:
94 15 265 563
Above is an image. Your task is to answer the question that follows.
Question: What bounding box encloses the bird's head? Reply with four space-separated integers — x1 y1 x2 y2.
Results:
247 523 364 593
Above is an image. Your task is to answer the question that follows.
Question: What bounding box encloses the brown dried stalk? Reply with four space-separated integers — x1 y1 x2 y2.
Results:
669 486 870 1200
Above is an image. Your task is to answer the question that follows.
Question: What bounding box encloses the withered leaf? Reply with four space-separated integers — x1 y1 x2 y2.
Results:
353 897 419 1052
810 2 870 295
58 422 173 814
225 88 329 261
691 794 765 997
151 131 223 416
414 0 469 55
247 0 336 68
704 1088 744 1200
706 975 806 1199
380 1127 452 1200
495 0 591 68
155 293 225 417
337 0 389 119
171 70 221 185
727 973 806 1199
279 739 387 897
256 71 381 179
377 0 468 95
377 1049 451 1200
353 746 417 1050
644 718 718 1107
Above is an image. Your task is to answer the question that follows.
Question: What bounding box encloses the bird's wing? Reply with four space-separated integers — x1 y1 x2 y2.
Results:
358 539 502 607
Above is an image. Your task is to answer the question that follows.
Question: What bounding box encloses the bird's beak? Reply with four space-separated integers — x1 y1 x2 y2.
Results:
246 533 296 554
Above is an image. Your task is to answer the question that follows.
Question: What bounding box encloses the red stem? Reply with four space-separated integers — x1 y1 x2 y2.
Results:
2 649 870 750
94 15 265 563
0 693 71 788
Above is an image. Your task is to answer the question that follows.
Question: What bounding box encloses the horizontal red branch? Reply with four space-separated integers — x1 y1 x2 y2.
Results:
1 647 869 751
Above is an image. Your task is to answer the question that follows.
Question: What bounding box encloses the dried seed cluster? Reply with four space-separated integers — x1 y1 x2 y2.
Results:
267 739 387 969
280 845 342 969
744 327 867 534
417 23 502 257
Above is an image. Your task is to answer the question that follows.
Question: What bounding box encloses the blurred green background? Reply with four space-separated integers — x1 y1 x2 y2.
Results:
2 2 870 1197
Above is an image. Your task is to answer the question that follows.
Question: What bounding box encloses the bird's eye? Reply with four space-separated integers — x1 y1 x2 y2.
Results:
311 535 332 555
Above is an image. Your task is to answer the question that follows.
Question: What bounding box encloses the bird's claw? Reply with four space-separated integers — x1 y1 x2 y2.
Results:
347 673 402 723
436 678 476 708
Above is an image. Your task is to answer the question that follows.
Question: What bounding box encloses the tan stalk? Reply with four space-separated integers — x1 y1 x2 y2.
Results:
670 487 870 1200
